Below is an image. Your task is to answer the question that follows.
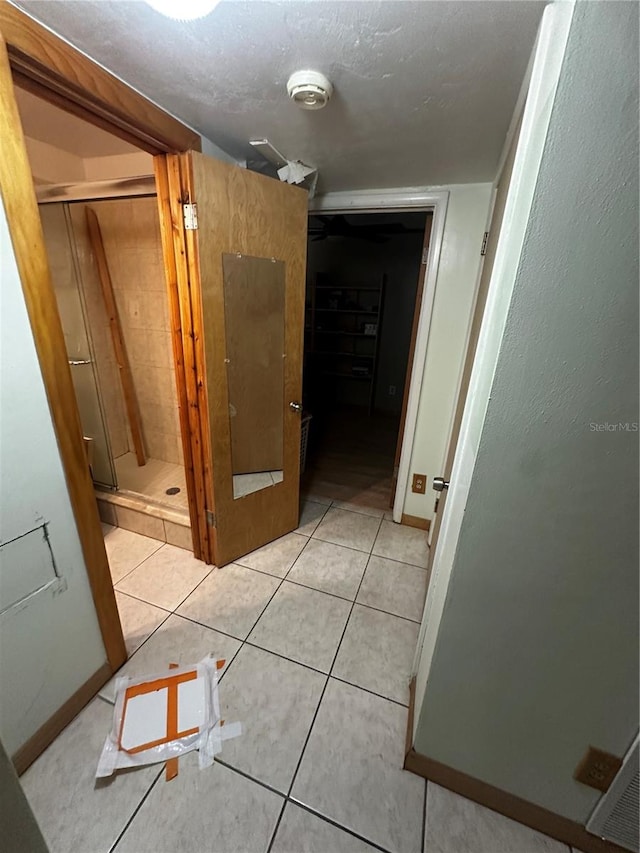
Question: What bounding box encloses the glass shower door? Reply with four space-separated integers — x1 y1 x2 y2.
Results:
39 203 117 489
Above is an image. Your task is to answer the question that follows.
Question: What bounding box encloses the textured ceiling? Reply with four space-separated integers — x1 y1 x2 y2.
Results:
14 87 139 157
15 1 547 192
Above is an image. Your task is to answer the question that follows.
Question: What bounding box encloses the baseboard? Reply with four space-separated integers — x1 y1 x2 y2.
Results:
12 662 112 776
403 679 626 853
405 676 417 757
401 513 430 531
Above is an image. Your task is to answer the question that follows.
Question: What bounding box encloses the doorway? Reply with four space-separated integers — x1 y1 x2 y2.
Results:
15 87 192 542
301 211 432 514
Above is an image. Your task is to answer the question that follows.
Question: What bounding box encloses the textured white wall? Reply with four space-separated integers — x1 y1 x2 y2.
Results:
403 184 491 519
0 202 106 756
414 0 639 823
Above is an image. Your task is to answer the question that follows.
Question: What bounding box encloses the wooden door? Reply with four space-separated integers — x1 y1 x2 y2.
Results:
157 152 308 567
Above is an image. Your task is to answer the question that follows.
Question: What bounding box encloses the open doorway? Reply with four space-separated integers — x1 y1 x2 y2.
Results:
302 211 432 513
14 87 192 549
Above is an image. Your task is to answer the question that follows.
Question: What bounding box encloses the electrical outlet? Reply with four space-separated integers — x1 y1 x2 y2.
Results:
412 473 426 494
388 385 396 396
574 746 623 792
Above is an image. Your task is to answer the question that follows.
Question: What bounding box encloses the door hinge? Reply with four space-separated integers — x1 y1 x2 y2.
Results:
421 247 429 265
205 509 216 528
183 203 198 230
480 231 489 256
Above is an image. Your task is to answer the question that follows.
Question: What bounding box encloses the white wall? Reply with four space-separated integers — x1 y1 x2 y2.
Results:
412 0 639 824
25 136 85 184
0 201 107 756
25 132 235 187
83 150 153 181
403 183 491 519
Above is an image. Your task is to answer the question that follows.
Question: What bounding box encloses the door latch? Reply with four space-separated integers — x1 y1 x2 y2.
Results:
432 477 450 492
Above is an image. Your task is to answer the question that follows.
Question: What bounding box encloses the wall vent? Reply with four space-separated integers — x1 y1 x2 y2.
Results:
587 735 639 852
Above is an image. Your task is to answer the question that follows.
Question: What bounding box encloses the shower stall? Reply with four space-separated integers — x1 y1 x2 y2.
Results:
39 187 190 543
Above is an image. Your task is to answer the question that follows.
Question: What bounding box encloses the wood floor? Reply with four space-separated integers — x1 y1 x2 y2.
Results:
301 408 400 511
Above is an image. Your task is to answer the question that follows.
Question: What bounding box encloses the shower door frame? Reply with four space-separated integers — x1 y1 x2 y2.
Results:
0 4 204 773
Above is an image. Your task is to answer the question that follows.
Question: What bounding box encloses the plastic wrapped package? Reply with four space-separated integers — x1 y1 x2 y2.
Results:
96 655 241 779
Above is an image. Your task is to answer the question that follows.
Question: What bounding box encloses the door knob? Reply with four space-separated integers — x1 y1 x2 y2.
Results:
289 402 303 413
433 477 449 492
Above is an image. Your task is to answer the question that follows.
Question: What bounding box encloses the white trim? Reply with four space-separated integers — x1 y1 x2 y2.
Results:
411 0 576 737
392 192 449 522
308 187 450 523
429 186 496 546
310 187 448 215
493 20 538 185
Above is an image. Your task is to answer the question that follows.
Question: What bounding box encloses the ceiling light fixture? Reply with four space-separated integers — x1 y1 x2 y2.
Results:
145 0 221 21
287 70 333 111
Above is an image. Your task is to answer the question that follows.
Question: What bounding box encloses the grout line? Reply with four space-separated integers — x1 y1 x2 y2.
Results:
212 757 395 853
296 501 331 536
327 515 384 678
234 533 316 646
266 799 287 853
301 534 378 557
284 673 331 800
213 756 285 799
241 640 329 678
365 551 430 572
113 589 172 614
283 523 385 802
351 600 423 625
327 674 409 708
286 799 394 853
108 765 164 853
165 563 217 613
213 639 244 685
311 533 374 554
106 539 164 585
278 575 358 603
272 571 424 625
169 610 247 645
330 504 387 519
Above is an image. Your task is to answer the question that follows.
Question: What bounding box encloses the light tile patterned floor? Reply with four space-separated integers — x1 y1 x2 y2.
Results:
21 500 573 853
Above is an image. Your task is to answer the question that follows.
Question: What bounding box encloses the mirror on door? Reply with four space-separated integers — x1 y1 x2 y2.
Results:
222 253 285 499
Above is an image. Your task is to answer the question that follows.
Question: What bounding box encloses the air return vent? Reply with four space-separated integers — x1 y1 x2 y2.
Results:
587 735 639 852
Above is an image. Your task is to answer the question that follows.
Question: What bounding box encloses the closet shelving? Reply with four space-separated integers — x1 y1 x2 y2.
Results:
305 274 386 415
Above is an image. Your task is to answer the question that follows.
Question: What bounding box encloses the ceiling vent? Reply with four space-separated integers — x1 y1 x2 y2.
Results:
287 70 333 110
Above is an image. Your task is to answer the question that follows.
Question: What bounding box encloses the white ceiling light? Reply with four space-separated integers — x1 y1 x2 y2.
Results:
287 70 333 111
145 0 221 21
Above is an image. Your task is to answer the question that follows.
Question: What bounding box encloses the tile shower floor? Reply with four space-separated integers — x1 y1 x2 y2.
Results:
115 453 188 511
22 500 574 853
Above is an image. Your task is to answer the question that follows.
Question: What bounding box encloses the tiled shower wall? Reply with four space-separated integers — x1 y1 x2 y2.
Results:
69 198 183 466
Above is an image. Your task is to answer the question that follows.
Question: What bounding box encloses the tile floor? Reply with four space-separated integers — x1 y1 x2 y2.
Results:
22 500 575 853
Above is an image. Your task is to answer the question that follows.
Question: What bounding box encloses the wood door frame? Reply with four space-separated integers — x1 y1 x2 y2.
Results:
154 153 213 563
0 6 204 767
308 189 450 523
0 3 200 153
